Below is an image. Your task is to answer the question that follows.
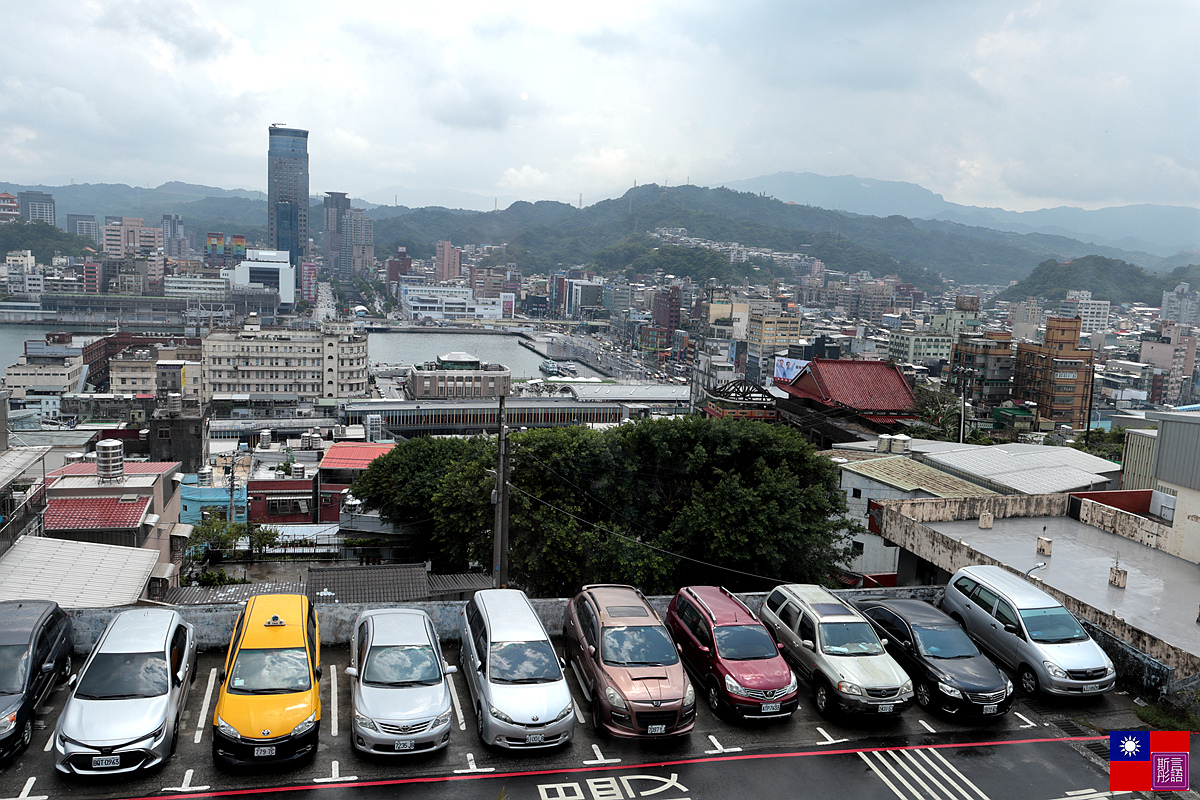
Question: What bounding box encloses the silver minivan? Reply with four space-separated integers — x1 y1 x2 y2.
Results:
460 589 574 749
941 565 1115 696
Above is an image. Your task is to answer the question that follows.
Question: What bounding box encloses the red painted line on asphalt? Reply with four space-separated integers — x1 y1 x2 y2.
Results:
109 734 1108 799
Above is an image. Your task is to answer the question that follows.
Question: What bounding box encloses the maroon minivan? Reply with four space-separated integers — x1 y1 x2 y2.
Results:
665 586 798 720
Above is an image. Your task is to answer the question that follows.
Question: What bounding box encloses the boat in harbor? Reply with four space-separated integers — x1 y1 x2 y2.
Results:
539 359 560 375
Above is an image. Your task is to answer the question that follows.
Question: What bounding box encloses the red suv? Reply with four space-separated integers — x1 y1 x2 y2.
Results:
665 586 798 720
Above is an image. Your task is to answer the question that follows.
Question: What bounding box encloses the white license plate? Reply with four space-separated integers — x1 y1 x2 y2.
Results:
253 746 276 757
646 724 667 734
525 734 545 744
878 704 894 713
91 755 120 768
983 704 998 715
394 741 415 751
761 702 781 713
1083 683 1104 693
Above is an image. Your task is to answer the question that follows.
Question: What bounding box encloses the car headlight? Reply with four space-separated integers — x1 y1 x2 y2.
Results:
292 712 317 737
784 672 798 694
216 715 241 740
684 682 695 707
353 710 377 731
1105 664 1116 677
937 681 963 699
604 686 627 710
1043 661 1068 680
553 703 574 723
434 709 453 727
901 679 913 694
837 681 862 696
0 710 16 735
724 674 751 697
1004 674 1014 696
488 704 515 724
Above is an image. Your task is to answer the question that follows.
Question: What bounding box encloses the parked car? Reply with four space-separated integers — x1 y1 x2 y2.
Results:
853 597 1013 718
941 565 1116 697
0 601 72 763
664 586 798 720
760 584 913 718
346 609 457 754
460 589 574 749
211 594 321 767
564 584 695 738
53 608 196 775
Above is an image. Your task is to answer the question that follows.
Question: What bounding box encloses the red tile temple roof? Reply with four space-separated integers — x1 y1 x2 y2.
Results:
44 496 151 531
319 443 396 472
777 358 917 414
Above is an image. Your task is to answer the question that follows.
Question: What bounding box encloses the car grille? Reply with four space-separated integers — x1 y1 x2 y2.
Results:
865 687 899 699
744 687 790 701
1067 668 1108 681
634 710 678 730
378 720 432 735
966 689 1007 704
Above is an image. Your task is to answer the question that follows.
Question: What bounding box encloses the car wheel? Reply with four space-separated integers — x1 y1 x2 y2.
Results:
814 681 836 719
58 655 71 685
476 704 486 744
591 701 608 739
706 682 723 715
949 613 965 629
1019 666 1040 696
915 681 932 709
20 720 31 750
169 721 179 756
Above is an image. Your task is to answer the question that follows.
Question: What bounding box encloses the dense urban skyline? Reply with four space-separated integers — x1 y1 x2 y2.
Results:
3 1 1197 213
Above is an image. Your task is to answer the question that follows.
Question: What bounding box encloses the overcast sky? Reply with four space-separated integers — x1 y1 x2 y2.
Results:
3 1 1197 212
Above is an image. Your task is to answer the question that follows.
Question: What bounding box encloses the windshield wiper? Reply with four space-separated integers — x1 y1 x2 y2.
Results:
94 692 150 700
506 677 556 684
249 687 305 694
621 660 666 666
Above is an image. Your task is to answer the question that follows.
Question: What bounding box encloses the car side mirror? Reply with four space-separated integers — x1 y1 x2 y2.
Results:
588 644 597 658
41 662 55 674
880 638 889 647
219 669 227 684
801 639 815 652
313 666 322 680
67 673 77 687
776 642 785 651
697 645 710 655
1003 623 1020 635
344 666 359 678
477 662 486 673
445 664 458 675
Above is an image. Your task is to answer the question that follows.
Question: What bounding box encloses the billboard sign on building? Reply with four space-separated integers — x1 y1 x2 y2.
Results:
774 357 809 382
500 292 515 320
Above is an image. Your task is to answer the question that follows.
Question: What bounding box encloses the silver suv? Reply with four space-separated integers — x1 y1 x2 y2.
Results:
760 585 913 718
941 565 1115 696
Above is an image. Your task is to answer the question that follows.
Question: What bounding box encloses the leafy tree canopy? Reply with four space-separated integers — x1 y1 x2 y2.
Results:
0 221 98 265
351 417 858 597
992 255 1200 306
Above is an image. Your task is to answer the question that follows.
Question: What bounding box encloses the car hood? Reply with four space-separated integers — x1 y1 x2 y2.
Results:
604 663 688 704
724 655 794 690
355 680 449 722
487 680 572 725
929 655 1008 693
60 694 168 746
825 653 908 689
1037 638 1110 670
216 691 317 740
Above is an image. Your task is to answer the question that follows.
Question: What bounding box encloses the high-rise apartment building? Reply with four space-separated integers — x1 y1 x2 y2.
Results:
66 214 100 243
342 208 373 276
161 214 186 257
1059 290 1110 334
949 331 1014 408
1011 297 1042 342
887 328 953 365
101 217 164 257
1162 283 1200 327
652 286 682 332
435 240 461 282
746 314 806 385
267 125 309 264
322 191 351 276
1013 316 1094 427
18 191 55 226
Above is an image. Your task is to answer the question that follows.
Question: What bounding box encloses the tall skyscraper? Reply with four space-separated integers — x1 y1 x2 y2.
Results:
66 214 100 243
342 208 374 277
267 125 309 264
435 240 461 282
161 214 186 257
322 191 350 276
18 191 56 226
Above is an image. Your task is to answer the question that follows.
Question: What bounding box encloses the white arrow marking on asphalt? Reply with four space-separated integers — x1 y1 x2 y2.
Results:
313 760 358 783
163 768 211 792
918 719 937 733
815 727 849 745
704 734 742 754
194 667 218 743
453 753 496 773
0 777 48 800
1015 711 1037 729
583 744 621 765
447 672 466 731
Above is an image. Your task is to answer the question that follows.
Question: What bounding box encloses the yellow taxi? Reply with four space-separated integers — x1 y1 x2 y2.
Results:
211 594 321 768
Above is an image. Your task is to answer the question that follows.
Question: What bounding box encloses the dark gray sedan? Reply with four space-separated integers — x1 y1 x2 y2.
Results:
0 600 73 762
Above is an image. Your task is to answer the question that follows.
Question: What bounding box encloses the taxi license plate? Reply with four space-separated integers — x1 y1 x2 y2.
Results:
647 724 667 734
878 704 894 713
91 755 120 768
1083 683 1103 693
394 741 415 751
525 734 545 744
254 746 276 757
983 704 998 715
761 702 781 713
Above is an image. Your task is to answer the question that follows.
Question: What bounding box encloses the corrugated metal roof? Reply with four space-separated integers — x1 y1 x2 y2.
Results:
44 497 150 531
48 461 180 478
0 536 159 607
165 581 307 606
924 446 1117 494
0 447 50 489
307 564 429 604
841 456 997 497
781 359 916 412
318 443 396 472
427 572 493 595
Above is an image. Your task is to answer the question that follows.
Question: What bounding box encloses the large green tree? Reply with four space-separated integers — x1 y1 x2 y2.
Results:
351 417 857 596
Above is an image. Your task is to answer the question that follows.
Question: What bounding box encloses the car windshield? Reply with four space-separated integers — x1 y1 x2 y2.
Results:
819 622 884 656
227 647 312 694
74 652 168 700
913 625 980 659
489 640 562 684
363 645 440 686
0 645 28 694
714 625 778 660
602 626 680 666
1019 607 1088 644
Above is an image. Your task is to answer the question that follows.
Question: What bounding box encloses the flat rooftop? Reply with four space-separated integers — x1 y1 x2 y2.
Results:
928 515 1200 659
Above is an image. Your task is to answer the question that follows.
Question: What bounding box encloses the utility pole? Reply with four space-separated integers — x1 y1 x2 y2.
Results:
490 395 511 588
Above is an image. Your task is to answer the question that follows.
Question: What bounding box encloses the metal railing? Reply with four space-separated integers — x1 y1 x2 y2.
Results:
0 484 47 558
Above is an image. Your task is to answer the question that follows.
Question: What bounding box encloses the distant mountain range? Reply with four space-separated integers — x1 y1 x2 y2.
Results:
991 255 1200 307
725 172 1200 262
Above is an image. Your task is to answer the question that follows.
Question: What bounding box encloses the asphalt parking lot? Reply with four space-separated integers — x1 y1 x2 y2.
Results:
0 643 1165 800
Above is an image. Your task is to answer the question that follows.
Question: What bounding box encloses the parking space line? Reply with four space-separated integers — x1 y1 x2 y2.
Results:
194 667 217 744
573 699 586 724
583 744 621 765
313 760 358 783
1014 712 1037 729
704 735 742 754
328 664 338 737
918 719 937 733
453 753 495 774
447 671 466 731
815 727 848 745
163 768 211 793
42 733 53 753
0 777 48 800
